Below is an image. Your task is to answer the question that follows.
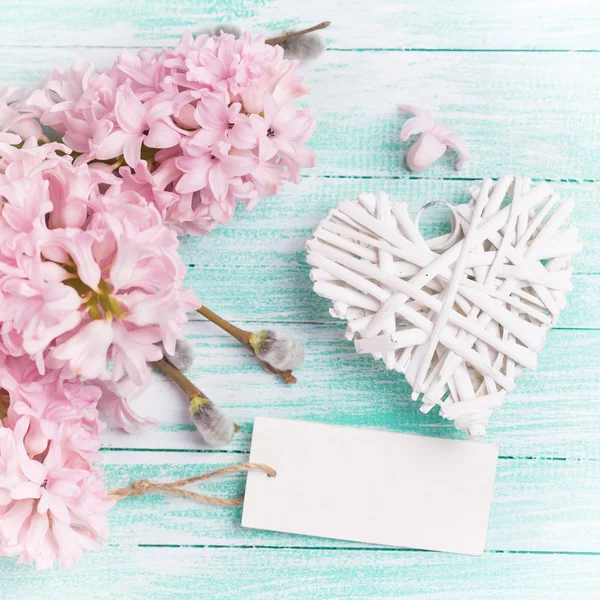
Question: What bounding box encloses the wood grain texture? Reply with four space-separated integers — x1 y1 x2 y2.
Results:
1 547 599 600
2 49 600 180
3 0 600 50
175 179 599 271
184 267 600 329
101 323 600 460
94 451 600 553
176 178 598 329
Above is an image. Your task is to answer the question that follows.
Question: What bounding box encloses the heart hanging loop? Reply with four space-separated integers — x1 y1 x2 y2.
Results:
414 201 461 252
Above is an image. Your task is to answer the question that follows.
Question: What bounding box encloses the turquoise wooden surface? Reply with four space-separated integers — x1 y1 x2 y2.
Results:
2 1 600 598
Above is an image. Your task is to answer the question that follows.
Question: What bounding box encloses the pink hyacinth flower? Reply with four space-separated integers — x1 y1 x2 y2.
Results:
94 377 157 434
0 88 42 140
175 140 257 201
0 417 112 570
0 355 103 457
0 145 200 386
95 85 180 167
24 31 317 235
399 105 469 172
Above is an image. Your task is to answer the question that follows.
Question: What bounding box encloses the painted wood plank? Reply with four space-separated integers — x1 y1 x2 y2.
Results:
174 176 596 269
84 450 600 553
101 323 600 459
1 546 599 599
175 178 598 270
3 0 600 50
2 49 600 180
177 177 597 328
185 267 599 330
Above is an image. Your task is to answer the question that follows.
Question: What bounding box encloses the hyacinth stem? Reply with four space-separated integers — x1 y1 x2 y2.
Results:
0 393 9 421
197 305 296 384
265 21 331 47
151 358 240 432
108 157 125 170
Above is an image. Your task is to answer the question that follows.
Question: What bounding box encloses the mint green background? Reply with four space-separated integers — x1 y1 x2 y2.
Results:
1 1 600 598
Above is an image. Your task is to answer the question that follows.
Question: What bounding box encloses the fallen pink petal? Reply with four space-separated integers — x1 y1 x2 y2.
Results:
399 105 469 172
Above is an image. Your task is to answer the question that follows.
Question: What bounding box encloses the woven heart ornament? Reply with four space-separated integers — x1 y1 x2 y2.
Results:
307 177 582 439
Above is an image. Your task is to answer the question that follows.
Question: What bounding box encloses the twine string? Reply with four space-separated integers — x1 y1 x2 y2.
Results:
108 462 276 507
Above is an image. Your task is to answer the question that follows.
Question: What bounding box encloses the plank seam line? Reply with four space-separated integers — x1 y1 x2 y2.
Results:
182 316 600 333
329 48 600 53
99 448 599 462
309 175 599 184
3 45 600 54
118 544 600 555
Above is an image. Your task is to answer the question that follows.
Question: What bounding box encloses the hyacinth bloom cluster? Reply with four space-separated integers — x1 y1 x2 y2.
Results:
0 140 199 569
25 31 317 234
0 357 112 569
0 28 316 571
0 417 112 570
0 141 199 385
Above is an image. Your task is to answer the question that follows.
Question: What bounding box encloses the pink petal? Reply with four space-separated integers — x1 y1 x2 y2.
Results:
194 94 230 130
274 135 296 157
187 127 221 148
258 137 278 161
146 101 175 123
11 481 42 500
145 122 180 149
271 103 296 130
228 122 258 150
174 103 199 130
220 154 258 177
51 320 114 379
95 130 133 160
21 459 47 485
115 86 146 133
262 93 278 123
208 165 229 201
175 159 211 193
443 133 470 170
278 114 314 141
24 512 50 557
400 116 434 141
405 133 447 172
46 493 71 524
48 479 80 498
249 114 268 136
123 135 143 167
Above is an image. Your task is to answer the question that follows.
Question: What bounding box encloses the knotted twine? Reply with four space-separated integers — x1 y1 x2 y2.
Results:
109 462 276 507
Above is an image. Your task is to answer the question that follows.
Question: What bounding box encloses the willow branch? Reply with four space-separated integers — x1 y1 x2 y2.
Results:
266 21 331 47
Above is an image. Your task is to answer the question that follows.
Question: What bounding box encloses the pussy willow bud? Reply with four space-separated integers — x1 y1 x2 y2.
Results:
200 23 242 38
248 330 305 372
189 395 235 447
157 338 195 372
278 32 326 61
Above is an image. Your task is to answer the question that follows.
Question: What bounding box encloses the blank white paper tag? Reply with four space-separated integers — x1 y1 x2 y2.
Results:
242 417 498 555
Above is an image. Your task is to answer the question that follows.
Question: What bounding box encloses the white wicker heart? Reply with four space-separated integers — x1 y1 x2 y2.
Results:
306 176 582 439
